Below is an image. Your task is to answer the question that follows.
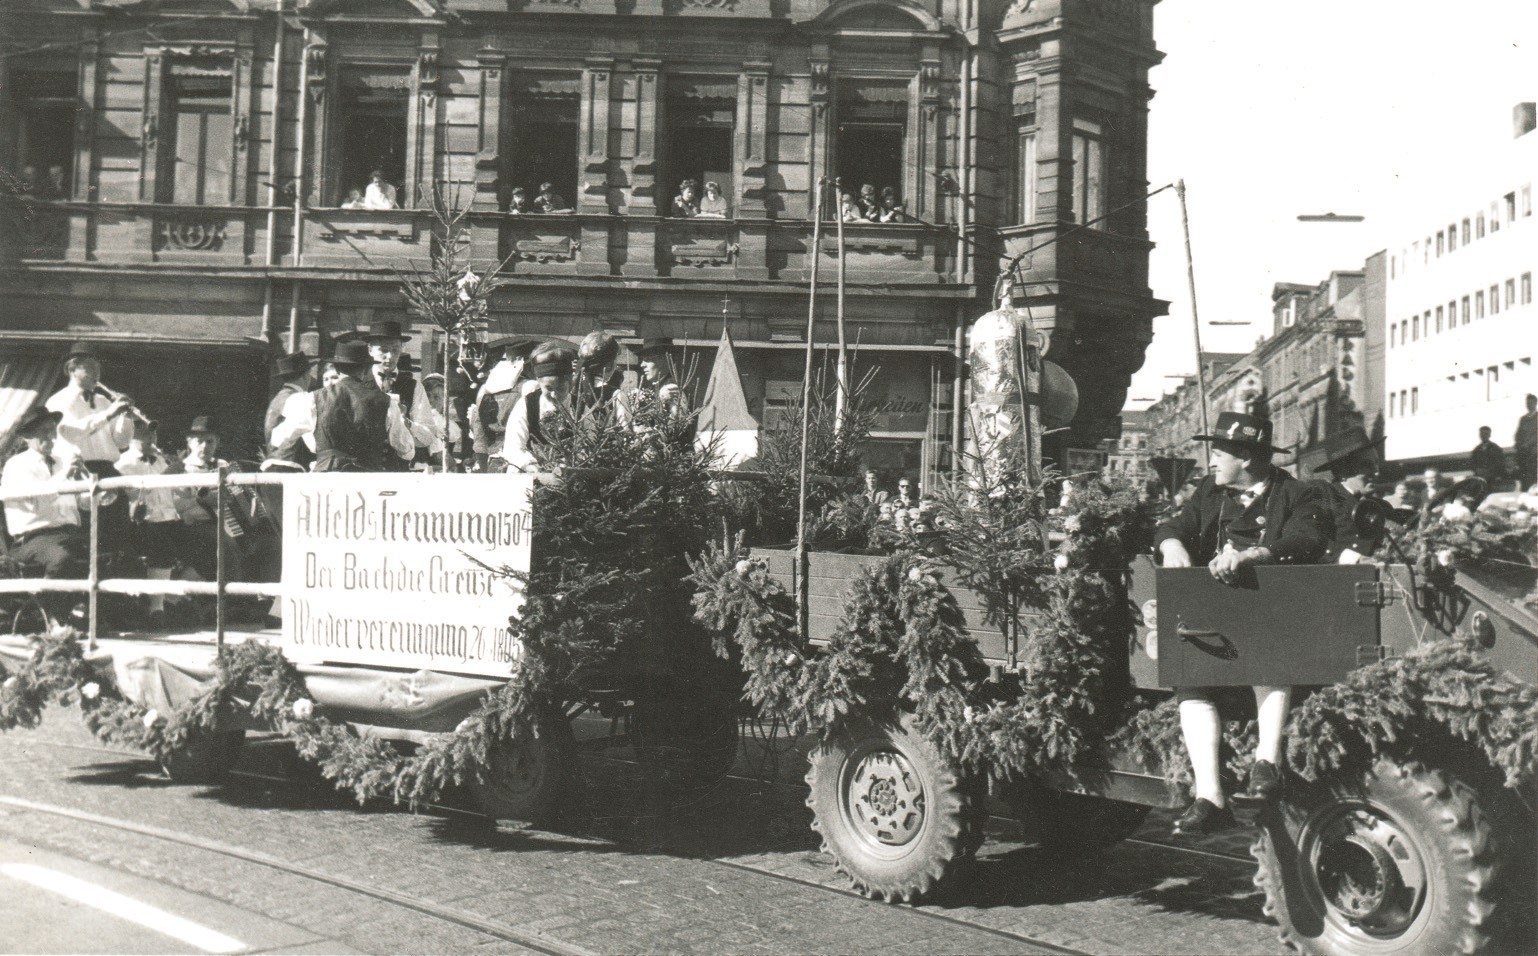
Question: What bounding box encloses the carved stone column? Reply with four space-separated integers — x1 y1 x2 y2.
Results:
411 35 441 208
577 56 614 275
472 44 505 213
622 58 662 277
303 35 330 207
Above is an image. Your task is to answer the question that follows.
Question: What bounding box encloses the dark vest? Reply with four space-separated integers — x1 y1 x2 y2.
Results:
313 378 390 472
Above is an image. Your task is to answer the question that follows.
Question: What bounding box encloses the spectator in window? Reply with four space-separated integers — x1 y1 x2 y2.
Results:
508 187 530 214
858 184 880 221
341 188 366 209
672 179 699 218
1515 393 1537 491
1 408 86 615
878 186 905 223
698 181 729 218
839 191 862 223
504 343 578 474
533 182 566 214
362 169 399 210
1470 425 1508 487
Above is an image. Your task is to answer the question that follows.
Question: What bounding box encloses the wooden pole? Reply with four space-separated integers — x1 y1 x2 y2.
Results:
1175 179 1211 438
215 464 227 651
834 178 848 432
442 331 453 472
87 477 99 645
795 177 828 641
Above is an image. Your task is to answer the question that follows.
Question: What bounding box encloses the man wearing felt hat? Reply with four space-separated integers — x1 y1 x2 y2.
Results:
312 341 395 472
624 337 693 441
1153 408 1330 836
504 342 577 473
2 407 86 603
264 351 313 461
1311 424 1392 564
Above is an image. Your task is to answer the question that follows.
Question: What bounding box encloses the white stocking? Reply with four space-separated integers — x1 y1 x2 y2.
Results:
1179 697 1225 806
1253 686 1292 765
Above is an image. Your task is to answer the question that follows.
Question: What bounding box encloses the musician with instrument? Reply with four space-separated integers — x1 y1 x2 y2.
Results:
45 341 138 551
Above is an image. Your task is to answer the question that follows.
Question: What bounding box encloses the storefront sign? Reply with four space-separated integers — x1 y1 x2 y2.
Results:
281 475 534 678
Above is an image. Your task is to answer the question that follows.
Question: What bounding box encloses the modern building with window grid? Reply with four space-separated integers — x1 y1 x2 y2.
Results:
1383 103 1537 477
1 0 1166 474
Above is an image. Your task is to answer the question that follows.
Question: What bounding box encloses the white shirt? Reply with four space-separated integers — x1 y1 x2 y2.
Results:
269 390 316 452
385 393 417 462
115 446 178 524
2 448 80 536
363 181 398 210
409 388 461 455
45 385 133 465
503 391 562 473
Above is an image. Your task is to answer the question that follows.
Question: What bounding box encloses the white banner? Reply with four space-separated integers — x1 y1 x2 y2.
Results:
280 474 534 678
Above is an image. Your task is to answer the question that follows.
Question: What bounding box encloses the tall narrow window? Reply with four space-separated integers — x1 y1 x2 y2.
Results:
1447 224 1456 251
835 80 908 214
1436 231 1444 256
1506 278 1517 309
508 74 580 211
1009 84 1037 224
1449 300 1457 327
665 77 736 218
1523 272 1532 305
1071 118 1106 226
7 65 76 196
337 66 411 207
1476 290 1485 317
1462 296 1470 324
1505 192 1517 222
1434 306 1442 333
1477 212 1486 237
1491 284 1501 314
1462 218 1471 243
1491 203 1500 232
163 61 233 205
1523 185 1532 217
1411 387 1418 414
1413 315 1420 340
1390 325 1397 347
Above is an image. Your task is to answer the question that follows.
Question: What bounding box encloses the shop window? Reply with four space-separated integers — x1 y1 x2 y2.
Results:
337 67 411 207
665 78 735 218
6 66 75 197
508 76 579 212
835 80 908 215
163 63 233 205
1071 118 1106 226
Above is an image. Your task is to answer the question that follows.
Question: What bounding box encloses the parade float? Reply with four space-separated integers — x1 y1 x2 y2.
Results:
0 219 1533 956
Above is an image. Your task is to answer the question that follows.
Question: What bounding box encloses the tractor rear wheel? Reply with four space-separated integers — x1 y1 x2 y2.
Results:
805 713 984 903
470 712 577 828
1253 757 1503 955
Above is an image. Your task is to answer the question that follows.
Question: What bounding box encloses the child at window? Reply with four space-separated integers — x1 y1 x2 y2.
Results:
533 182 566 213
697 181 729 218
341 188 365 209
508 187 530 214
363 170 399 210
672 179 699 218
878 186 905 223
840 191 862 223
858 183 881 221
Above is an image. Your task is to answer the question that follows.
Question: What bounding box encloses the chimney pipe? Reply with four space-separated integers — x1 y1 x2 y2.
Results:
1516 102 1537 139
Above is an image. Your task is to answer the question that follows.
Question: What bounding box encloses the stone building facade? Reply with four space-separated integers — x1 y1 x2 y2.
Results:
2 0 1165 470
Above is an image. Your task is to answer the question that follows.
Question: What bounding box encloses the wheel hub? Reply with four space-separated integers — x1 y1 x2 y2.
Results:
1308 807 1427 937
845 749 925 849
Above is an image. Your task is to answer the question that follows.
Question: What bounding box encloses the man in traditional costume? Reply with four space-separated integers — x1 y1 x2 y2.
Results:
1154 410 1330 834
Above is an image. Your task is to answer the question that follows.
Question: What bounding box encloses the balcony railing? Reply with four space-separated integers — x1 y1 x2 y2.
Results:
10 201 966 285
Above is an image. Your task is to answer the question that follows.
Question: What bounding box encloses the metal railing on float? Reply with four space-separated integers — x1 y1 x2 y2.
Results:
0 467 289 649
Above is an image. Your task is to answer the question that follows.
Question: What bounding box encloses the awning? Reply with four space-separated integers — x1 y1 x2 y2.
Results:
0 357 62 455
0 307 266 348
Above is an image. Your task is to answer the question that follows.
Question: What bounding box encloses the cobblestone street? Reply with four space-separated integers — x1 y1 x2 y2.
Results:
1 708 1287 955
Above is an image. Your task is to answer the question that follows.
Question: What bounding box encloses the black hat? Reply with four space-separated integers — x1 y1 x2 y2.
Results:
362 319 412 343
15 406 62 437
529 343 577 379
1318 425 1385 472
65 340 101 362
1193 411 1288 456
272 350 311 378
187 415 217 435
330 340 374 370
395 353 417 374
638 337 673 359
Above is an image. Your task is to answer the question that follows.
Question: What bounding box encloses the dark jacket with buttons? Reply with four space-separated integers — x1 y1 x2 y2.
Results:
1313 479 1385 562
1153 468 1330 566
313 377 390 472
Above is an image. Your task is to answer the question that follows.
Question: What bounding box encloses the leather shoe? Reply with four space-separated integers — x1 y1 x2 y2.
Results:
1174 798 1237 835
1249 760 1283 800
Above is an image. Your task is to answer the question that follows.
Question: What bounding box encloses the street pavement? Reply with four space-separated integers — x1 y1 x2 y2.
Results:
0 707 1287 955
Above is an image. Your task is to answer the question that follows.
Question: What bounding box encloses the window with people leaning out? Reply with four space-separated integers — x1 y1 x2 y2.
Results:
666 77 734 219
336 67 410 209
506 83 578 215
162 63 234 205
7 63 76 200
834 80 908 224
